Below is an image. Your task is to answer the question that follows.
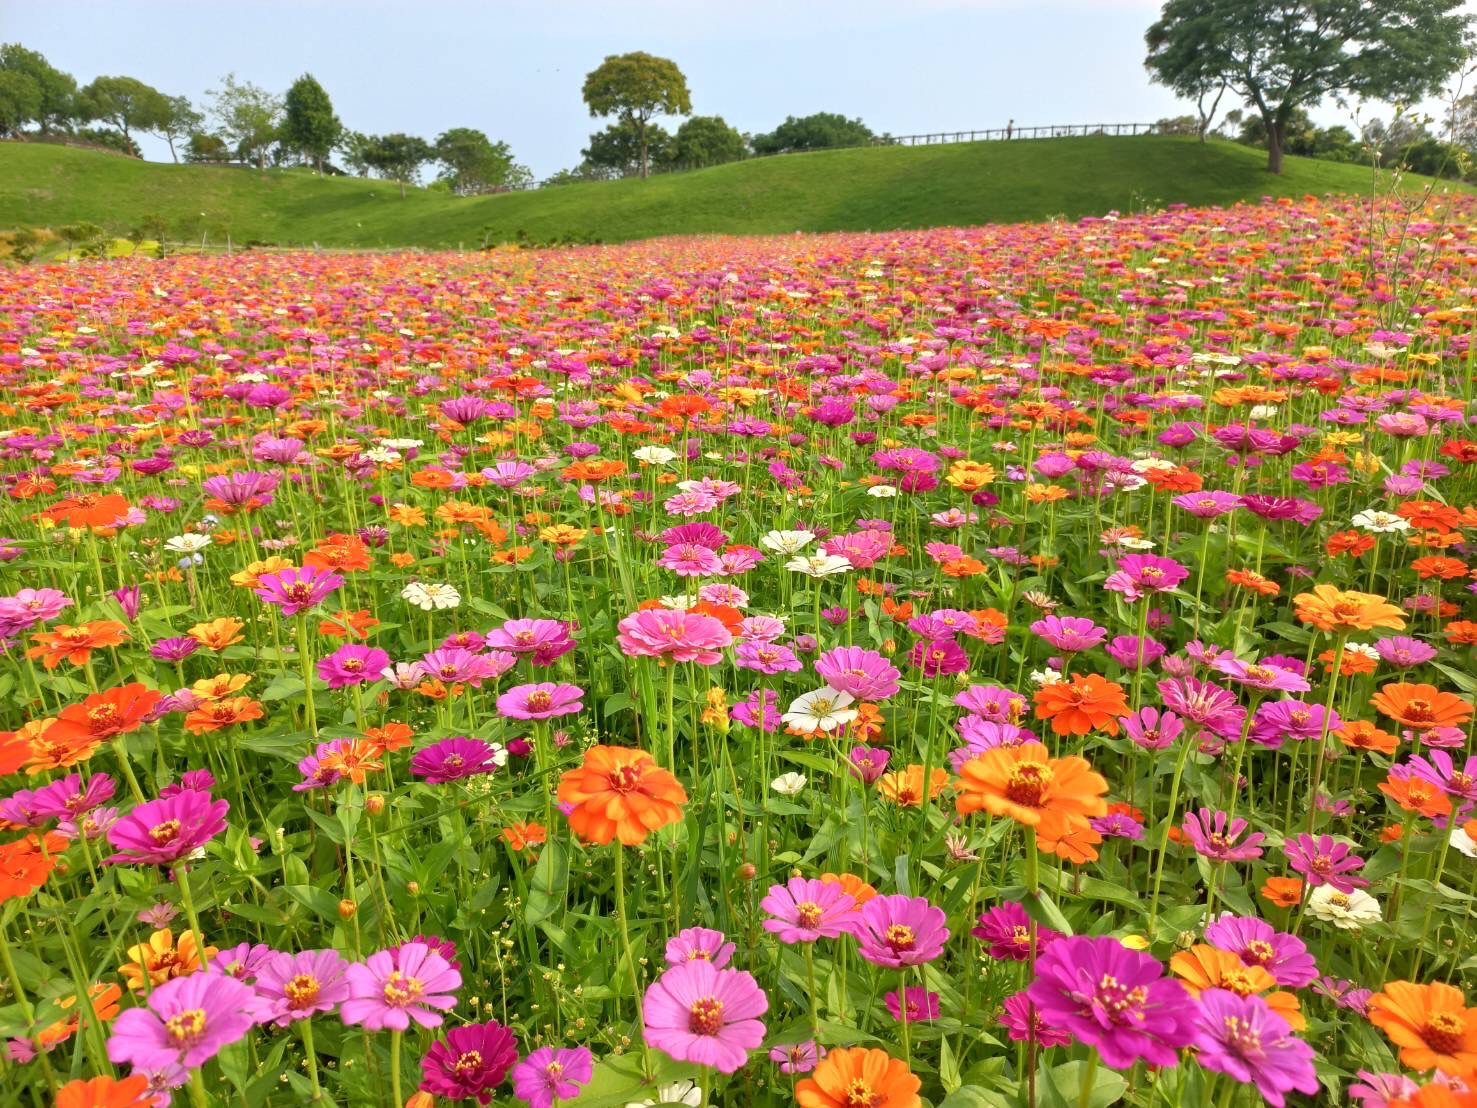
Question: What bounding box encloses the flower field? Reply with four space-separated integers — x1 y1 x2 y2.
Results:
3 193 1477 1108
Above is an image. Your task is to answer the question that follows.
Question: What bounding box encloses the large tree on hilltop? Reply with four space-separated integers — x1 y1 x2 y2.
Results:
282 73 341 173
1145 0 1471 174
581 51 691 179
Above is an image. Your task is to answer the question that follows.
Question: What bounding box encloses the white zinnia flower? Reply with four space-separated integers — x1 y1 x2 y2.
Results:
1351 509 1410 533
866 484 899 498
626 1079 702 1108
760 530 816 554
633 446 677 466
164 534 212 555
401 581 461 611
1030 668 1064 687
1305 885 1381 930
784 554 852 578
770 772 808 797
781 689 858 732
1452 824 1477 860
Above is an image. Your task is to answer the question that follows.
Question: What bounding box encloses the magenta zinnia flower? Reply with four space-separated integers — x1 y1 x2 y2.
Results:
419 1019 519 1104
814 645 901 700
1182 808 1266 862
760 877 857 943
854 894 949 968
317 644 391 689
1157 676 1247 739
252 565 343 616
107 972 258 1070
1030 615 1107 653
1103 554 1189 601
254 949 352 1026
340 942 461 1031
410 738 501 784
495 682 584 720
1283 833 1367 892
1001 990 1073 1048
510 1045 592 1108
1026 935 1196 1069
769 1040 825 1073
641 959 768 1073
972 901 1059 961
1211 656 1311 694
1122 706 1184 751
735 640 803 675
105 789 228 866
1191 990 1318 1108
1202 915 1317 987
616 608 732 664
886 986 940 1022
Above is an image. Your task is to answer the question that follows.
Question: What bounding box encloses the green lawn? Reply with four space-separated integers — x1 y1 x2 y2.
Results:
0 135 1461 250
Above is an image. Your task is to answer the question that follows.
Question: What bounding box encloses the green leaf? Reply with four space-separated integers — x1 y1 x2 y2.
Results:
525 838 568 926
1041 1060 1127 1108
284 884 342 921
1023 890 1073 936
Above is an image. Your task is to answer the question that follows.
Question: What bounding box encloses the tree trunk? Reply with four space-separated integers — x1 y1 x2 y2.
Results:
1266 116 1285 174
398 177 406 199
167 136 178 163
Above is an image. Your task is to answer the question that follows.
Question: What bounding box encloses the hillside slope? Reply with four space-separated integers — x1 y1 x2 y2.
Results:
0 136 1457 250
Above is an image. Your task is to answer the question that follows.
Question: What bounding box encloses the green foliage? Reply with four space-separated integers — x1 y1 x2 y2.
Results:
0 44 77 132
79 75 169 144
433 127 526 194
667 114 747 169
207 73 282 169
751 112 875 155
581 51 691 178
0 70 40 137
582 121 671 177
185 131 231 164
1146 0 1472 172
361 132 433 197
281 73 341 171
151 95 203 164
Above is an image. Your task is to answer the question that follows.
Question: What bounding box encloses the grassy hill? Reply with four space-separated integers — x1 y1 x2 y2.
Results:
0 135 1460 251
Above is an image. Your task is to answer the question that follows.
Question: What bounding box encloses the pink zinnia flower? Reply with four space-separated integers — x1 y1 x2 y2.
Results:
317 644 391 689
1203 915 1317 987
1103 554 1189 602
769 1040 825 1073
340 942 461 1031
854 894 949 968
1212 656 1311 694
616 608 732 664
1182 808 1265 862
641 960 768 1073
972 901 1059 961
419 1019 519 1104
658 543 724 576
886 987 940 1022
735 641 803 675
252 565 343 616
1122 706 1184 751
954 684 1028 722
1157 676 1247 739
510 1045 592 1108
1191 990 1318 1107
1283 833 1367 892
1030 615 1107 653
664 927 734 967
1000 990 1072 1047
495 682 584 720
410 738 501 784
760 877 857 943
105 789 228 866
815 645 901 700
107 972 258 1070
254 949 352 1026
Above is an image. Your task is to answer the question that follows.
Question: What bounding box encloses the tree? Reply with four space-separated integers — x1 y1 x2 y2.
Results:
668 115 747 168
0 70 40 137
337 130 376 177
581 51 691 178
0 45 78 133
582 121 671 176
281 74 341 173
207 73 282 169
1146 0 1472 174
751 112 874 155
185 131 230 163
362 132 432 197
433 127 526 194
80 76 170 147
150 95 203 163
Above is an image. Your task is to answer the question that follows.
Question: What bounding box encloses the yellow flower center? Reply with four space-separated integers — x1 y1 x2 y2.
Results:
1005 761 1054 808
687 996 724 1035
382 971 424 1008
164 1008 207 1047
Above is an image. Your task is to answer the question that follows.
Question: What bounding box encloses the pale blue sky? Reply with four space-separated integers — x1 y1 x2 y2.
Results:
6 0 1474 177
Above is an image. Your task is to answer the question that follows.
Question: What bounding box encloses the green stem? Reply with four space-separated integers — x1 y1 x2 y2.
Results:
177 866 210 970
1147 735 1195 938
301 1017 323 1101
390 1028 403 1108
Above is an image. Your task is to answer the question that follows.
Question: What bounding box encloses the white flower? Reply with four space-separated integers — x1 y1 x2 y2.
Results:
381 662 425 690
781 688 857 732
380 438 423 451
1130 458 1177 474
785 554 852 578
1117 536 1157 550
658 595 697 610
1351 509 1410 533
363 448 402 464
401 582 462 611
164 534 212 555
1249 405 1279 420
1305 885 1381 930
626 1079 702 1108
867 485 898 498
487 741 510 769
1452 824 1477 860
1346 642 1381 661
633 446 677 466
1030 668 1063 687
770 772 807 797
760 530 816 554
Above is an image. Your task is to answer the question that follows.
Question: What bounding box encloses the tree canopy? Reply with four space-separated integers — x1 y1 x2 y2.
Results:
207 74 283 169
434 127 528 194
80 76 170 142
751 113 875 155
1145 0 1472 173
281 74 341 172
581 51 691 178
669 115 747 168
0 44 77 133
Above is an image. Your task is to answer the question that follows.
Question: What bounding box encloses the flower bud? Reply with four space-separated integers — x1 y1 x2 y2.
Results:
338 899 357 919
365 794 385 816
736 862 757 881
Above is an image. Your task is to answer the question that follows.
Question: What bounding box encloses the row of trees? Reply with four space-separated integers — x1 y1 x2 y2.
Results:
0 46 533 195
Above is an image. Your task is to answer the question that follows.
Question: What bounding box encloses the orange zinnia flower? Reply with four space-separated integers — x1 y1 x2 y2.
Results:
1380 774 1452 819
1412 556 1469 581
501 822 547 851
119 928 217 992
1369 981 1477 1079
319 608 381 640
26 620 129 669
1445 621 1477 646
1293 584 1406 633
876 765 950 808
0 833 65 901
796 1046 921 1108
187 617 245 650
363 721 414 753
183 696 264 734
1336 720 1400 755
1260 876 1304 908
56 1075 153 1108
1371 683 1474 732
954 741 1108 858
1226 569 1280 597
45 492 132 529
1169 945 1305 1030
1032 673 1130 736
556 746 687 846
39 982 123 1046
1036 817 1102 864
819 872 877 905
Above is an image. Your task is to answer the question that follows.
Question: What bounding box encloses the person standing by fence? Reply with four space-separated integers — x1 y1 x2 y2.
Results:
1005 119 1013 140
